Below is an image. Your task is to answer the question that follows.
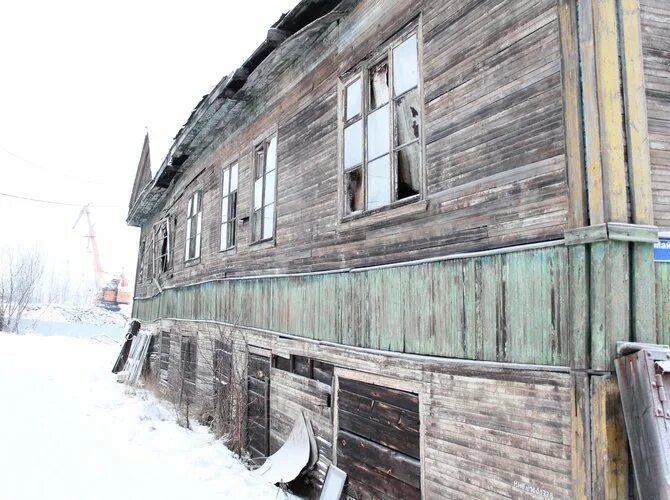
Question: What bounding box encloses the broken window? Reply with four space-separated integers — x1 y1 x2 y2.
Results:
340 31 422 216
185 191 202 261
220 163 238 251
137 240 145 284
146 234 154 282
252 135 277 243
154 219 171 274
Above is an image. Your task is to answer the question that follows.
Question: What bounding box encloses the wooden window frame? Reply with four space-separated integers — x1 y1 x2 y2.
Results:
338 24 425 221
184 190 203 261
250 134 278 244
153 218 171 275
137 239 145 284
220 162 239 252
145 232 154 282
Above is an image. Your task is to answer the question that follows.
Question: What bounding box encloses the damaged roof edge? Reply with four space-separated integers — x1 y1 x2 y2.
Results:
127 0 345 227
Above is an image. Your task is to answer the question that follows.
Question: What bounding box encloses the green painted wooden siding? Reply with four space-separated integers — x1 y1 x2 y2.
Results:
134 246 571 365
656 262 670 345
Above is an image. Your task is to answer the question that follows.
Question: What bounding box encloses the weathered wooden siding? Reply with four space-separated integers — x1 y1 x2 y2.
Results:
133 0 568 300
656 262 670 344
135 244 571 366
143 318 574 498
423 367 572 499
642 0 670 229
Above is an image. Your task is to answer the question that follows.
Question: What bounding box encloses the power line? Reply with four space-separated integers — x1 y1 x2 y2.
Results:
0 145 108 186
0 191 121 208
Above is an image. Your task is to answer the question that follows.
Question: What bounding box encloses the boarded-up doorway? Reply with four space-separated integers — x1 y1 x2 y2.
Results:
247 348 271 461
335 370 422 499
213 339 233 429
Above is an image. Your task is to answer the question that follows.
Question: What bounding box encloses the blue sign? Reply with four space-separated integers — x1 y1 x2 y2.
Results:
654 238 670 262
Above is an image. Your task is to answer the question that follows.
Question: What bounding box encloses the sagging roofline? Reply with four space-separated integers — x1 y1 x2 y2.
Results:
127 0 350 227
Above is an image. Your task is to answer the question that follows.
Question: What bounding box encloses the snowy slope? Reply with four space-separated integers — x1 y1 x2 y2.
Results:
0 334 295 500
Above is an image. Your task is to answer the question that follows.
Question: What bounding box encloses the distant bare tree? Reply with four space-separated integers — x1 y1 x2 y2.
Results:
0 249 44 332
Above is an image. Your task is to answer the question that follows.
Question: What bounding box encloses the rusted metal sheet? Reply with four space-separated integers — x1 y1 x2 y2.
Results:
616 343 670 499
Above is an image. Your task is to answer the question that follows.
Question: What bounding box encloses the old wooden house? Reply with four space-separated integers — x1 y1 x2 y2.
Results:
126 0 670 497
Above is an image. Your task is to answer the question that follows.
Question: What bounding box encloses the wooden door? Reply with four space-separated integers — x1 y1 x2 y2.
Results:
337 377 421 499
247 351 270 460
213 339 233 429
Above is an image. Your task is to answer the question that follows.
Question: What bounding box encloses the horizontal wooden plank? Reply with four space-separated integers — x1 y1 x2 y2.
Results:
338 378 419 412
337 430 420 488
338 408 420 459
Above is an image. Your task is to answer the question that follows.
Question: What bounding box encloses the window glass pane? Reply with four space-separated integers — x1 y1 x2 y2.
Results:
263 204 275 240
266 136 277 172
254 178 263 210
346 79 362 121
189 234 196 260
228 220 236 248
221 195 229 222
265 169 276 205
252 209 262 241
367 105 390 161
193 192 199 212
196 213 202 237
394 88 421 147
229 191 237 222
255 148 265 180
195 229 201 258
344 120 363 169
396 143 421 200
220 223 228 250
231 164 238 191
393 34 418 96
185 219 192 255
345 167 364 214
367 154 391 210
187 198 193 217
369 61 390 110
222 169 230 196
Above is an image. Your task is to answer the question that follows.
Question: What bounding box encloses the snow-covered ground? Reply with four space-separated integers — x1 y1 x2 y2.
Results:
0 334 294 500
15 303 129 341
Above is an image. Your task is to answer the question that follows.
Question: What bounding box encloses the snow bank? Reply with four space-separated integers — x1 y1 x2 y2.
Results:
22 303 128 327
0 333 295 500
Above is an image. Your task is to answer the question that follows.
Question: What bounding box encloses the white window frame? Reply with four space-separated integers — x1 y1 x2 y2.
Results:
220 162 239 251
185 191 202 261
251 135 278 243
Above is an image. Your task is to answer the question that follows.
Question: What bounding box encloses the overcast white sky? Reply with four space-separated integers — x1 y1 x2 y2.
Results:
0 0 297 297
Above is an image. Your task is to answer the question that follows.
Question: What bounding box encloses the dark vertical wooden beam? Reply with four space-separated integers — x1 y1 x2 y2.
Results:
569 245 590 369
559 0 587 229
618 0 657 344
578 0 605 225
592 0 628 222
619 0 653 225
572 373 592 499
591 375 630 499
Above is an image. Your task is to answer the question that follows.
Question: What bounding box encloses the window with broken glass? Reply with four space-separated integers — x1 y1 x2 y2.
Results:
220 163 238 251
145 234 154 282
154 219 171 274
185 191 202 261
251 136 277 243
137 240 145 283
341 32 422 216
